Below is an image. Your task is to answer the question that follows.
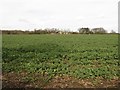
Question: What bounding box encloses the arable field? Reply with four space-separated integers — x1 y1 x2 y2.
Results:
2 34 120 88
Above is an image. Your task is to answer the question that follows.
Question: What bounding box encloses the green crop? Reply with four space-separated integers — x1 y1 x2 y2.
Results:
2 34 119 81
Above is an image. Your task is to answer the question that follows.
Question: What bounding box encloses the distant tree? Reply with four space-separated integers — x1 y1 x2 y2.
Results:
91 27 107 34
110 30 116 34
78 28 90 34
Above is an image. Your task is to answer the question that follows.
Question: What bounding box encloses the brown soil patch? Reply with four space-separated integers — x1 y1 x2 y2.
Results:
2 72 120 88
2 71 49 88
44 75 119 88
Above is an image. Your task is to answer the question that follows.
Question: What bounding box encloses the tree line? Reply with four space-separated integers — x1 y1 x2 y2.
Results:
78 27 108 34
1 27 117 34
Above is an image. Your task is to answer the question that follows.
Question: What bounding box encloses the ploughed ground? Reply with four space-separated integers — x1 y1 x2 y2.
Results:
2 72 120 88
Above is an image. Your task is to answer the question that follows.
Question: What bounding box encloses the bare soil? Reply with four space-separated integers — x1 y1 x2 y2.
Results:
2 72 120 88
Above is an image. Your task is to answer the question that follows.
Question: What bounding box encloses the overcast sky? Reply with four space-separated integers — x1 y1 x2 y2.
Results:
0 0 119 32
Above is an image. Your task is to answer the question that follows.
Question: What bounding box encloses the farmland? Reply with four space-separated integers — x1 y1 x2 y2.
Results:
2 34 119 88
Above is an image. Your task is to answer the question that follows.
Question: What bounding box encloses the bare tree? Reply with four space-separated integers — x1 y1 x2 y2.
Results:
91 28 107 34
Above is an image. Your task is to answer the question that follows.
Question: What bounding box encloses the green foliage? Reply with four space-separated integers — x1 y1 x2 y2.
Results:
2 34 119 80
